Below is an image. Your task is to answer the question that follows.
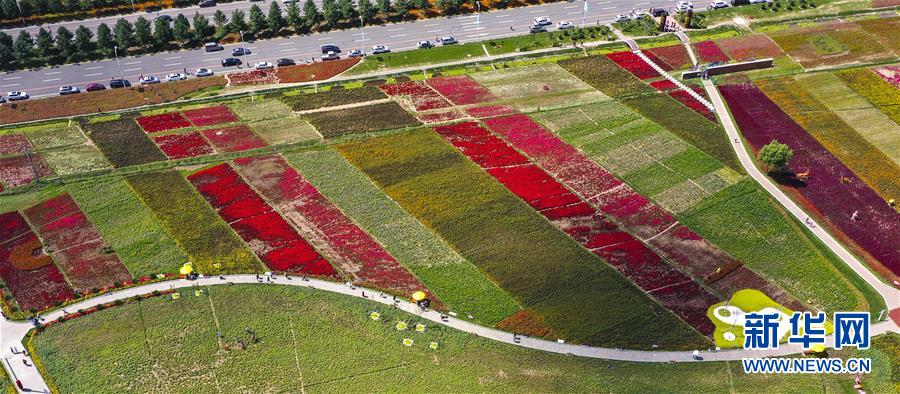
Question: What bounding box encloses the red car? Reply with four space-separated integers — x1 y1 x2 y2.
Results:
85 83 106 92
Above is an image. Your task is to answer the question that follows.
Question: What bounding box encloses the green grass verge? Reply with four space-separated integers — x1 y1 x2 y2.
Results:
284 147 521 325
348 43 487 75
31 285 898 392
336 129 708 350
67 177 188 277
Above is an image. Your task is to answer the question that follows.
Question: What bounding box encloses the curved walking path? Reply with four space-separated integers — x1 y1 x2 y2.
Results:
2 274 898 393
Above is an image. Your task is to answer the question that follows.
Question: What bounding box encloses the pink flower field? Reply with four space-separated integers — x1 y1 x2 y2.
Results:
379 81 451 111
606 51 661 80
693 41 730 64
0 211 73 311
153 131 216 159
873 65 900 88
202 124 268 152
465 105 517 119
426 75 497 105
136 112 191 133
0 134 33 155
0 154 54 189
183 105 241 127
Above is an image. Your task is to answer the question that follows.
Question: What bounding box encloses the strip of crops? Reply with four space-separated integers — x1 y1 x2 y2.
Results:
84 117 167 168
304 101 421 138
558 55 654 98
835 68 900 125
280 87 388 111
0 211 73 311
426 75 498 105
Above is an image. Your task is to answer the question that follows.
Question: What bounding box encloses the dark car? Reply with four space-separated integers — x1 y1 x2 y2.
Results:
109 79 131 89
154 15 173 23
650 8 668 17
85 83 106 92
320 44 341 54
232 47 251 56
221 57 242 67
204 42 224 52
276 58 295 67
199 0 215 7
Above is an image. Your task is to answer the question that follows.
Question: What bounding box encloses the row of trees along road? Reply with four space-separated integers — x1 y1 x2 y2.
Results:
0 0 480 71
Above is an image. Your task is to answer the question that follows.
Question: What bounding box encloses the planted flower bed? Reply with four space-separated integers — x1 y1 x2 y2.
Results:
182 105 240 127
201 124 268 152
279 86 387 111
435 121 718 334
23 194 132 292
187 163 336 276
135 112 191 133
233 154 436 299
425 75 497 105
0 154 53 189
304 101 421 138
606 51 661 80
668 89 716 122
465 105 517 119
559 55 655 98
417 109 467 124
84 117 167 168
646 44 692 69
0 134 33 155
649 80 679 92
0 211 74 311
692 41 729 64
716 34 784 62
836 68 900 124
720 83 900 280
379 81 451 111
275 58 360 83
153 131 216 159
228 69 279 85
872 65 900 89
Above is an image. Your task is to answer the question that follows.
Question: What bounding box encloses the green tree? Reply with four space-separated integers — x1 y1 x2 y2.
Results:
394 0 411 18
173 13 192 45
153 17 174 47
248 4 266 36
376 0 392 16
73 25 94 60
412 0 428 12
338 0 355 20
267 2 285 35
229 9 247 35
437 0 462 14
193 12 213 42
13 31 35 67
1 0 18 20
134 16 153 48
35 27 55 61
286 2 303 32
54 26 74 61
322 0 339 29
759 140 794 174
114 18 134 52
0 32 13 70
96 22 115 56
213 10 228 39
302 0 320 29
358 0 375 22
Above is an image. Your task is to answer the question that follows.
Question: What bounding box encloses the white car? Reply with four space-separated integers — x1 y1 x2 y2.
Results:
166 73 187 82
254 61 274 70
749 0 768 3
7 91 29 101
710 0 729 8
676 1 693 11
140 76 160 85
439 36 458 45
557 21 574 30
534 17 552 26
371 45 391 54
614 14 631 22
321 51 340 61
58 85 80 95
348 49 365 58
196 68 214 77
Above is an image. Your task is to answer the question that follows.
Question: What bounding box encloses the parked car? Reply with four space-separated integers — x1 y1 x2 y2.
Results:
166 72 187 81
417 40 433 49
0 95 5 103
85 83 106 92
276 58 295 66
7 91 28 101
675 1 693 11
222 57 242 67
254 61 274 69
748 0 769 3
199 0 215 7
232 47 251 56
321 51 340 61
557 21 574 30
439 36 458 45
109 79 131 88
529 24 547 33
710 0 729 8
614 14 630 22
58 85 80 95
650 8 668 17
196 68 214 77
154 15 173 23
283 0 297 4
371 45 390 54
320 44 341 54
534 17 552 26
140 75 161 85
204 42 224 52
348 49 365 58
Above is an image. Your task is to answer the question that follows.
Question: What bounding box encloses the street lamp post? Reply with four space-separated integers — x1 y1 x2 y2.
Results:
581 0 588 28
114 46 123 80
360 15 365 43
240 30 245 43
14 0 26 25
476 1 481 35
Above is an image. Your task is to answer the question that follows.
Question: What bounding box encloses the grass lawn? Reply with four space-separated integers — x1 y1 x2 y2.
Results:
700 0 872 25
31 284 898 393
347 43 487 75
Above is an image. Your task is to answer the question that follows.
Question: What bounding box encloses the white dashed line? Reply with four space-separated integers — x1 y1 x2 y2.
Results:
278 42 293 46
564 4 579 8
85 66 103 70
390 34 407 38
4 76 21 80
203 58 220 62
317 37 331 41
124 61 141 65
43 78 60 82
84 73 103 77
280 48 293 52
387 28 403 31
568 11 582 14
124 68 142 72
601 6 616 9
424 23 439 26
426 29 442 33
529 9 542 13
45 71 62 75
3 83 20 87
163 63 182 67
164 56 182 60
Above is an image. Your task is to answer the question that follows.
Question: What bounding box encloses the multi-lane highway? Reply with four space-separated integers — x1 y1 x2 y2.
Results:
0 0 673 99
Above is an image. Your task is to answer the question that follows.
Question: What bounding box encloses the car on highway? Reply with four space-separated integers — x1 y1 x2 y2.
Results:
140 76 161 85
222 57 242 67
439 36 458 45
199 0 215 7
283 0 297 3
85 83 106 92
320 44 341 54
205 42 224 52
372 45 390 54
254 61 274 69
109 79 131 88
710 0 729 8
0 95 5 103
676 1 693 11
534 17 552 26
232 47 251 56
529 24 547 33
417 41 433 49
614 14 630 22
196 68 214 77
166 73 187 81
154 15 173 23
7 91 28 101
650 8 668 17
557 21 574 30
321 51 340 61
276 58 295 66
58 86 80 95
348 49 365 58
748 0 769 3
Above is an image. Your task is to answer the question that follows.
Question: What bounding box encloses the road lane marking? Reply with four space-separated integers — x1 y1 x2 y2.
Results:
426 29 442 33
45 71 62 75
43 78 60 82
280 48 294 52
602 6 616 9
390 34 407 38
568 11 582 14
564 4 579 8
4 76 21 80
387 28 403 31
424 23 439 26
84 73 103 77
317 37 330 41
124 68 142 72
636 1 650 4
124 61 141 65
164 56 181 60
529 9 542 13
163 63 182 67
203 58 220 62
85 66 103 70
278 42 293 46
3 83 20 87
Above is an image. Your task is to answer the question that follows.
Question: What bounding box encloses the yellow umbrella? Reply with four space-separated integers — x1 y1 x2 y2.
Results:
179 262 194 275
412 291 426 301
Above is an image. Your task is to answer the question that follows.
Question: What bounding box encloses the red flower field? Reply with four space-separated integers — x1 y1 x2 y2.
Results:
153 131 216 159
606 51 661 80
649 80 679 92
202 124 268 152
465 105 517 119
183 105 240 127
0 154 54 189
0 211 73 311
646 44 692 69
0 134 33 155
417 109 467 124
435 122 718 334
716 34 784 62
23 194 132 292
426 75 497 105
693 41 730 64
135 112 191 133
668 89 716 122
187 163 336 276
233 154 438 300
379 81 451 111
720 83 900 279
642 51 675 71
228 69 279 85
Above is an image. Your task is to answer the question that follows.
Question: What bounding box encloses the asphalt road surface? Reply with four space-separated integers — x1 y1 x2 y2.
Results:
0 0 674 99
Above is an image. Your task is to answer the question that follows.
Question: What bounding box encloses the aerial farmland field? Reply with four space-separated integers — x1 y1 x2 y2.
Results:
0 9 897 393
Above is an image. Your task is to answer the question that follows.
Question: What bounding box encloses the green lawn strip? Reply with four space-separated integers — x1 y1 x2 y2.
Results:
279 86 388 111
614 17 662 37
31 285 898 392
794 72 900 164
248 116 321 145
337 130 707 350
67 177 187 277
558 55 655 99
755 77 900 201
284 148 520 324
347 43 487 75
303 101 421 138
485 26 613 55
684 25 743 42
228 98 293 121
41 145 112 176
834 67 900 130
678 179 868 313
125 170 260 273
743 55 805 81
